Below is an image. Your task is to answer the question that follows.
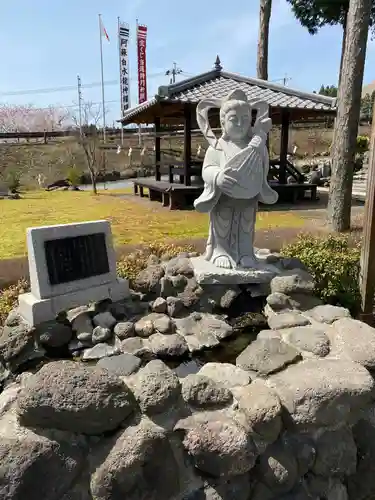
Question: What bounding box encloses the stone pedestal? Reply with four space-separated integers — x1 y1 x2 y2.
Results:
18 278 129 326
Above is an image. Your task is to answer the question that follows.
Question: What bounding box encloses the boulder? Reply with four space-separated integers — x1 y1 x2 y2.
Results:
236 338 301 376
268 312 311 330
198 363 251 389
175 411 258 476
152 297 168 313
70 311 93 341
270 269 315 295
90 418 181 500
0 323 44 371
0 411 87 500
35 320 73 348
131 360 181 415
175 313 233 352
329 318 375 369
92 326 112 344
281 432 316 477
267 358 375 428
148 332 189 357
82 342 121 361
312 426 357 477
282 326 330 357
165 256 194 277
304 304 350 324
266 292 292 312
17 360 136 434
167 296 186 317
232 379 282 446
97 352 141 376
133 264 165 294
114 321 135 340
92 311 117 330
181 374 233 409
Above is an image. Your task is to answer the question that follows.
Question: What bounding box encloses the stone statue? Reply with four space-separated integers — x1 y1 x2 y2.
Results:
194 89 278 270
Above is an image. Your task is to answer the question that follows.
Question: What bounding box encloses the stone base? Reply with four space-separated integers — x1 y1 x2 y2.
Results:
18 278 130 326
190 256 280 285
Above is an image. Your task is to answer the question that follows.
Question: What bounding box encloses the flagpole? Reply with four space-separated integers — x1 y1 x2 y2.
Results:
136 18 142 147
118 16 124 146
98 13 106 142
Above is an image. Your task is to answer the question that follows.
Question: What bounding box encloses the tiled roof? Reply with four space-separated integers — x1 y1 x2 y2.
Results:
120 69 336 123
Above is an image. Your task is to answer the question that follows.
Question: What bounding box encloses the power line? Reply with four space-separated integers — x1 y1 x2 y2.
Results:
165 62 183 84
0 72 165 97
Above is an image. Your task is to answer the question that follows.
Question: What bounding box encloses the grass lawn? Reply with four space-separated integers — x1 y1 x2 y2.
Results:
0 190 307 260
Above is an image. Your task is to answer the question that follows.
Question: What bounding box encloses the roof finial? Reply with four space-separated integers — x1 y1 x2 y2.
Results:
214 55 222 71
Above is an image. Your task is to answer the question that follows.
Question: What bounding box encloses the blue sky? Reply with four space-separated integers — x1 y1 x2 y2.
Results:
1 0 375 124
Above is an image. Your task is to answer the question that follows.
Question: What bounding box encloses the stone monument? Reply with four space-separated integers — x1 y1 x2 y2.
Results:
191 89 279 284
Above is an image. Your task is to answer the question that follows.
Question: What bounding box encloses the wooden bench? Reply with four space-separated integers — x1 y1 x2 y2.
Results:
133 178 203 209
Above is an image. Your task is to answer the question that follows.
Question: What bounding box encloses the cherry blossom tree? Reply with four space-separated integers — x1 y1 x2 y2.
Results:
0 104 70 133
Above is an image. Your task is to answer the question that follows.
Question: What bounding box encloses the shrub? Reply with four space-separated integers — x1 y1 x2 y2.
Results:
282 234 361 314
117 242 197 285
6 168 22 192
0 278 29 324
356 135 369 154
66 166 83 187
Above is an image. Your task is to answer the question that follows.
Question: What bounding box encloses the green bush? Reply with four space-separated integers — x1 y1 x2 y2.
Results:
66 166 83 187
282 234 361 314
356 135 369 154
6 168 22 192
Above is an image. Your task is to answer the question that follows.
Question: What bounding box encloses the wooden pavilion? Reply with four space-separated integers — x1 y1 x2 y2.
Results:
120 57 337 209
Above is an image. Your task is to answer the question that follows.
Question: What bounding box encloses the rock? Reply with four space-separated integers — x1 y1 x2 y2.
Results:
67 305 90 322
114 321 134 340
190 476 251 500
17 360 136 434
175 313 233 352
97 352 141 376
34 320 72 348
306 476 348 500
313 426 357 477
148 332 189 357
181 374 233 409
152 297 168 313
134 316 154 337
305 304 350 324
255 441 299 495
153 314 174 334
267 359 375 428
92 326 112 344
232 379 282 446
282 326 330 357
131 360 181 415
4 308 22 327
133 264 165 294
280 258 309 272
270 269 315 295
268 312 311 330
82 342 121 361
236 338 301 376
198 363 251 389
288 293 323 312
70 311 93 341
257 329 281 340
348 418 375 500
68 337 91 354
165 256 194 277
160 276 176 298
266 292 292 311
0 323 42 370
0 412 87 500
167 296 185 317
329 318 375 369
90 418 181 500
282 432 316 476
92 311 117 330
175 411 258 476
121 336 151 356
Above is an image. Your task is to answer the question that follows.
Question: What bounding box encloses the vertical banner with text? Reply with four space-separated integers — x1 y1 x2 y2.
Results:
118 22 130 116
137 24 148 103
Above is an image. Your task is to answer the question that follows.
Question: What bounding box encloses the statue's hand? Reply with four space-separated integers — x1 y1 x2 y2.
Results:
217 171 238 196
253 117 272 135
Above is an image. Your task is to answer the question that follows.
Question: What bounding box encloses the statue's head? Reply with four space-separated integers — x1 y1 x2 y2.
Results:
220 89 251 141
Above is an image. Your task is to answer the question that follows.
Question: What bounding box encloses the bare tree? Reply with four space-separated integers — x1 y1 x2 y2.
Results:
257 0 272 80
327 0 372 231
71 102 106 195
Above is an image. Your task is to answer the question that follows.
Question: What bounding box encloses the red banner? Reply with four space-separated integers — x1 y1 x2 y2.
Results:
137 24 148 103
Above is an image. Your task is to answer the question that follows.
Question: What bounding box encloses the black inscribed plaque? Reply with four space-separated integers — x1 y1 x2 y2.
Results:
44 232 110 285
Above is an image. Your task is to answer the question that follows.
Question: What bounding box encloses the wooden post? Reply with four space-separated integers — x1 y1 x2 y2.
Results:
279 110 290 185
183 105 192 186
155 117 161 181
359 100 375 325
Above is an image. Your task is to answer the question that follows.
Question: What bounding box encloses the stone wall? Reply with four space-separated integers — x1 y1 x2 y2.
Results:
1 253 375 499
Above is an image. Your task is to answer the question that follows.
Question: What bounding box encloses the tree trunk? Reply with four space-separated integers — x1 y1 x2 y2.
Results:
338 11 348 89
327 0 372 232
257 0 272 80
90 169 98 195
